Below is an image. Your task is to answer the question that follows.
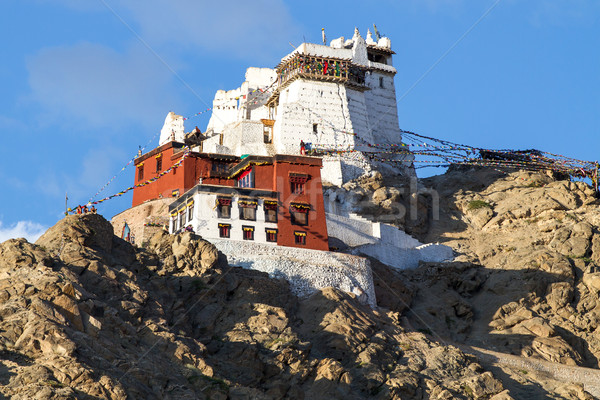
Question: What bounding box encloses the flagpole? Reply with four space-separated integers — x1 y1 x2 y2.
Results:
65 192 68 216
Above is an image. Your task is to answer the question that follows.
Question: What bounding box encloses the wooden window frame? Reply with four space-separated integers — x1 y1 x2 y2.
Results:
218 223 231 238
294 231 306 245
265 229 277 243
242 226 254 241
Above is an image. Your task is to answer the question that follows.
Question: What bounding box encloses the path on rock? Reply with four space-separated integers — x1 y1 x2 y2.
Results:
457 343 600 398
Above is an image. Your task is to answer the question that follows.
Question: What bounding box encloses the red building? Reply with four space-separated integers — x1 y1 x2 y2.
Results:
132 142 238 207
132 142 329 251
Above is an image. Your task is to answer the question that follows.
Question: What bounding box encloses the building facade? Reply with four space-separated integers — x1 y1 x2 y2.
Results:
132 141 238 207
200 27 415 186
168 154 329 251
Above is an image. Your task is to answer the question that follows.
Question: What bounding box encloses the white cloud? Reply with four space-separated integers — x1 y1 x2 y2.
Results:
26 42 181 131
0 220 48 243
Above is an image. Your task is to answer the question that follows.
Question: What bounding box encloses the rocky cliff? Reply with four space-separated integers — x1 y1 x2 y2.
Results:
0 214 508 399
0 165 599 399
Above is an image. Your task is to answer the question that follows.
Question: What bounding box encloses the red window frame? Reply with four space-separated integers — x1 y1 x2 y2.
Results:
294 231 306 245
291 181 305 195
242 226 254 240
290 174 309 195
290 204 309 226
266 229 277 242
219 224 230 238
217 198 232 219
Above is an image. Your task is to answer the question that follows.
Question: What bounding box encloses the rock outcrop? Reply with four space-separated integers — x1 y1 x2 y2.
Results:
0 214 508 399
365 167 600 398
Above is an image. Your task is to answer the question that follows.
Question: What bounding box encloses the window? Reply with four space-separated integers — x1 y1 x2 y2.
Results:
290 204 309 226
242 226 254 240
269 105 276 119
313 123 318 134
291 182 305 195
290 173 309 195
187 202 194 220
179 211 185 229
266 229 277 243
379 77 384 88
217 197 231 218
367 52 387 64
264 125 273 143
239 200 257 221
218 223 231 238
156 156 162 173
237 169 254 188
138 165 144 181
294 231 306 245
264 201 278 222
172 215 178 231
212 162 228 173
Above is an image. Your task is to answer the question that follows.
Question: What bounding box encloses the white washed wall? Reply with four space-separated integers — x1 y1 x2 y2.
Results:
325 212 454 270
171 193 278 244
273 80 358 155
212 239 376 307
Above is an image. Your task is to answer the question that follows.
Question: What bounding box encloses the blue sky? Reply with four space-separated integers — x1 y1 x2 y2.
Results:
1 0 598 241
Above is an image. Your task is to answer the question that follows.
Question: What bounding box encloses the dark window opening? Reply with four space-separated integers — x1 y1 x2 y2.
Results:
156 157 162 173
217 204 231 218
291 182 305 195
240 207 256 221
264 125 273 143
217 198 231 218
219 224 230 238
265 208 277 222
313 123 318 134
367 52 387 64
212 162 228 173
266 229 278 243
239 200 257 221
294 231 306 245
242 226 254 240
138 166 144 181
187 204 194 220
379 77 384 88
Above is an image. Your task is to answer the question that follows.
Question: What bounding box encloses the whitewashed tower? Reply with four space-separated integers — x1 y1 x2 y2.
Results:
201 28 414 185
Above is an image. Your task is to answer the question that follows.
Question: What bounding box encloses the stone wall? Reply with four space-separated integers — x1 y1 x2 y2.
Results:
212 239 376 307
325 212 454 270
110 198 173 246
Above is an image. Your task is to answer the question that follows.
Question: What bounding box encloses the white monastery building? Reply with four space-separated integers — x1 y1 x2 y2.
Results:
120 27 451 307
194 27 415 186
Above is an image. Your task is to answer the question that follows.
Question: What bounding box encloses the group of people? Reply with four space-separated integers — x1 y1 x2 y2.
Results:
75 204 97 215
300 140 313 155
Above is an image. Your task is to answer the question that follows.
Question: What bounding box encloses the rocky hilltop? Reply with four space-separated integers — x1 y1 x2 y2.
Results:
0 167 598 399
0 214 509 399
